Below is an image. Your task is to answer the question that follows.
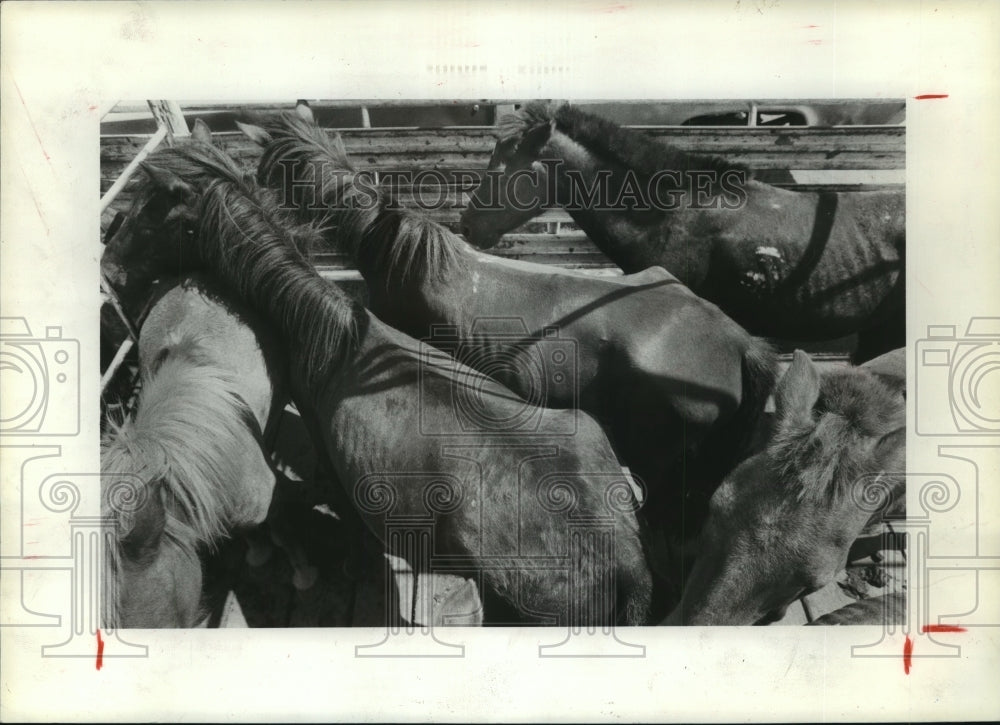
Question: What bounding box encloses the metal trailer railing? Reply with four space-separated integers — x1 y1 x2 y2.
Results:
99 101 190 414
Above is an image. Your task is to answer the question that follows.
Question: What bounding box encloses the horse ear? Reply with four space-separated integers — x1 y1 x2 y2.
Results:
518 119 554 154
774 349 822 424
874 426 906 468
191 118 214 146
235 120 272 146
295 100 314 122
141 163 196 202
329 130 348 157
121 483 167 561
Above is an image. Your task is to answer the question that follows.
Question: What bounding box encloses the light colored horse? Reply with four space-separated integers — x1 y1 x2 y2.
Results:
102 275 284 627
665 348 905 625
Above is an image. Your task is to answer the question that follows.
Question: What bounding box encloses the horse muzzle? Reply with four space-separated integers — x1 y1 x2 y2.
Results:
460 224 500 250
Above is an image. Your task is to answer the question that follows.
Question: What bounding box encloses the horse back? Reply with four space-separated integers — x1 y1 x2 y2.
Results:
139 275 284 429
313 316 650 624
705 184 904 337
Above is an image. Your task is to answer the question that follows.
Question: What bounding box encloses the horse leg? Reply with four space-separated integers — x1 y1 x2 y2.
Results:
625 460 687 620
431 577 483 626
268 515 319 591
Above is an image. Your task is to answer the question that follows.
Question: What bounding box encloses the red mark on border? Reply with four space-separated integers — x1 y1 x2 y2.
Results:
96 630 105 670
923 624 966 633
915 94 948 100
903 625 965 673
10 76 51 162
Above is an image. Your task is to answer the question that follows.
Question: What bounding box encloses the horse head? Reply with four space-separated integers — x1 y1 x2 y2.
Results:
666 350 905 625
460 104 558 249
105 472 205 628
102 342 278 628
100 167 199 307
100 120 226 304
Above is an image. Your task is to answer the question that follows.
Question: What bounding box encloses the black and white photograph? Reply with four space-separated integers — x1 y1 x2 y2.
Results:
98 97 906 630
2 1 998 722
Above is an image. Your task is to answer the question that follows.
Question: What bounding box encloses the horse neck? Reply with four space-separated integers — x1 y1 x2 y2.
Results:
355 211 479 331
363 269 460 336
545 130 678 274
547 129 762 286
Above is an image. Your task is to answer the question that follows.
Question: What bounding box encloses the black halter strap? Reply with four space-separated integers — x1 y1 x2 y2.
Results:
774 191 839 298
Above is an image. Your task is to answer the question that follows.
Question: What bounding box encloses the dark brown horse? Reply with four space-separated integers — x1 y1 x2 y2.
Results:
664 348 905 625
460 103 905 363
100 138 653 627
237 111 778 592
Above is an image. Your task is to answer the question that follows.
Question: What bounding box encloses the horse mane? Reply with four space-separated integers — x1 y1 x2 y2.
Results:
496 101 561 144
499 101 751 184
195 174 365 392
134 141 329 259
254 112 468 284
360 207 469 286
101 348 261 619
768 366 905 503
255 112 374 241
145 138 248 188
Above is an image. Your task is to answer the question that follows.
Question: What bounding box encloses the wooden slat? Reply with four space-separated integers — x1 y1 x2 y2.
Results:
315 264 628 283
100 187 580 228
109 98 902 114
309 232 604 269
101 125 905 181
100 126 168 213
103 125 905 156
148 100 190 140
100 122 904 294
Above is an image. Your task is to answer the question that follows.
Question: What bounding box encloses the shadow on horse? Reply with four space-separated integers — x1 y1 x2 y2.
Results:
100 131 653 627
236 108 779 610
